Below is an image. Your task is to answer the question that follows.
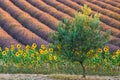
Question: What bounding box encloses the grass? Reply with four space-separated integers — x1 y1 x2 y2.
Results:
47 74 120 80
0 60 119 76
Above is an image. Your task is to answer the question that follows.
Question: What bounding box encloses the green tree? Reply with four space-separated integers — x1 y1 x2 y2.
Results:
51 4 110 78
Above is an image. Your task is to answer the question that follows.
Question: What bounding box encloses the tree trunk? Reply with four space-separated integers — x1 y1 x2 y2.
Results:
80 62 86 78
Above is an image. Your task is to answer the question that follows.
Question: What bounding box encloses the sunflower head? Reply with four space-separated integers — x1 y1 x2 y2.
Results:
115 49 120 55
5 47 9 52
31 43 37 50
17 44 21 49
26 45 30 50
10 45 15 51
15 52 20 57
97 48 102 53
103 46 109 53
39 49 43 54
18 50 23 55
95 53 98 57
112 55 116 59
49 48 53 53
53 55 57 61
2 51 7 56
49 55 52 60
32 43 37 48
31 53 34 58
49 54 52 57
44 49 48 54
41 44 46 49
36 52 39 56
23 53 27 58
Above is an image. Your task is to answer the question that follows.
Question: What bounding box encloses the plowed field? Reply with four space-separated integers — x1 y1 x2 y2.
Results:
0 0 120 51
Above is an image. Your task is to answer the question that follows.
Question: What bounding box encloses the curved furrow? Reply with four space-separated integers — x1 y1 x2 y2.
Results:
98 0 120 8
114 0 120 3
101 31 120 48
11 0 59 30
0 8 48 47
109 35 120 47
71 0 120 30
57 0 120 38
87 0 120 14
107 44 120 52
26 0 72 21
100 23 120 38
57 0 83 11
44 0 120 48
72 0 120 21
0 0 53 42
43 0 76 17
0 27 24 49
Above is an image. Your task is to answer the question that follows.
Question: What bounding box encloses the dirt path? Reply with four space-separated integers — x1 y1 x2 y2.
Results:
0 74 119 80
0 74 55 80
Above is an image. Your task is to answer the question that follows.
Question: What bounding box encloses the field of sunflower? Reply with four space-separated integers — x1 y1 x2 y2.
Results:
0 43 119 76
0 43 58 68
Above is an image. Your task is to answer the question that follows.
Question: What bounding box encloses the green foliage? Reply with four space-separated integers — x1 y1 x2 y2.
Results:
51 4 110 63
85 47 120 70
0 45 119 76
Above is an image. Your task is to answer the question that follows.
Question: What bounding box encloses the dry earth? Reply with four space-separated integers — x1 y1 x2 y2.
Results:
0 74 119 80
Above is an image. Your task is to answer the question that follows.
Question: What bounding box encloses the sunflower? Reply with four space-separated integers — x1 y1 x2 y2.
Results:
31 43 37 49
2 51 6 56
49 54 52 57
39 49 44 54
26 45 30 50
10 45 15 51
103 46 109 53
49 48 53 53
53 55 57 61
36 52 39 56
31 53 34 58
15 52 20 57
97 48 102 53
95 53 98 57
115 49 120 55
41 44 46 49
5 47 9 52
17 44 21 49
23 53 27 58
49 56 52 60
18 50 23 55
44 49 48 54
112 55 116 59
